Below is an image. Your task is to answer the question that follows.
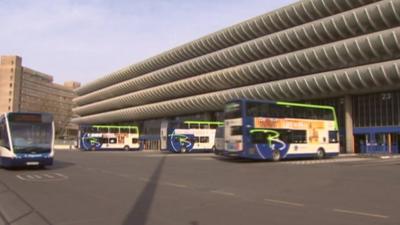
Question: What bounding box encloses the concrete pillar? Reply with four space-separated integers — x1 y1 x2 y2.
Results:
344 95 355 153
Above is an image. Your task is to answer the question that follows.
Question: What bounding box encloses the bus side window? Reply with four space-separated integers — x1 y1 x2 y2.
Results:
200 124 209 129
200 137 209 143
210 124 218 129
109 138 117 144
190 124 200 129
329 131 339 143
195 137 200 143
109 128 119 133
129 128 137 134
2 123 9 149
290 130 307 143
101 138 109 144
120 128 129 134
132 138 138 144
99 128 108 133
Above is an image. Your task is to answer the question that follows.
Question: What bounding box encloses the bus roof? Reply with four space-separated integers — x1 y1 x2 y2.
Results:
226 99 338 130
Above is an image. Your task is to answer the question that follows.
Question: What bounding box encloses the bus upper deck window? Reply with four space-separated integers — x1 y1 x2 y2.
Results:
129 128 137 134
99 128 108 133
200 124 209 129
109 128 118 133
189 124 200 129
120 128 129 133
210 124 218 129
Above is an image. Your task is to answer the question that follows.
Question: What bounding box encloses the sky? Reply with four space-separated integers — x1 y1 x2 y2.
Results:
0 0 296 85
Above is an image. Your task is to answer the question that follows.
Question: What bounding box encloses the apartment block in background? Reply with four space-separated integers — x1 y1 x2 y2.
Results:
0 55 80 138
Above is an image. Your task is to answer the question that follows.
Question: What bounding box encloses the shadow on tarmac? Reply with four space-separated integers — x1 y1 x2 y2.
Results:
122 156 167 225
51 160 76 169
212 155 268 164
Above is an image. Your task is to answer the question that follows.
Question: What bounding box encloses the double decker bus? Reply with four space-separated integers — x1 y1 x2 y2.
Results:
223 99 339 160
0 112 54 168
79 125 140 151
161 120 224 153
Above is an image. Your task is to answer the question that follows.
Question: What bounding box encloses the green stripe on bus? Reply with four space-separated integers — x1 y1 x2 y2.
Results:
92 125 138 129
183 120 223 125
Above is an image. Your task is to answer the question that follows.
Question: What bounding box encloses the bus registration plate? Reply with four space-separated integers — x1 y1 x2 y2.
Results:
26 162 39 166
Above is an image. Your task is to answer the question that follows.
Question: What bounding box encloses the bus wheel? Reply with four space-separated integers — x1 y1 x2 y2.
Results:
316 148 326 159
124 145 130 151
181 147 186 153
272 150 281 162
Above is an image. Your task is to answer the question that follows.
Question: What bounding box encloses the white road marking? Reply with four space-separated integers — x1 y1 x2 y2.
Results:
210 190 236 196
164 182 188 188
332 208 388 219
44 174 54 178
16 175 30 181
54 173 68 178
16 173 68 182
264 198 304 207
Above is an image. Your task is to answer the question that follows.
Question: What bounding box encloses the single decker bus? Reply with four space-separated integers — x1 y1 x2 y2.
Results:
0 112 54 168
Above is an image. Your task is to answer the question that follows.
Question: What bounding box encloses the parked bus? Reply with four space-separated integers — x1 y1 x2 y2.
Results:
0 112 54 168
223 99 339 160
161 120 223 153
79 125 140 151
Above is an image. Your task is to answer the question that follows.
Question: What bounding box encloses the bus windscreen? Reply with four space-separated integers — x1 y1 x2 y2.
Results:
9 123 52 153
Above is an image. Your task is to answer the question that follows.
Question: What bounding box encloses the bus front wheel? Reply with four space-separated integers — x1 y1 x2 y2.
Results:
316 148 326 159
272 150 281 162
124 145 130 151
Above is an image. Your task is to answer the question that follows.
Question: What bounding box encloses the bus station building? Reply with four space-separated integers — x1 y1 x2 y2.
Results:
72 0 400 154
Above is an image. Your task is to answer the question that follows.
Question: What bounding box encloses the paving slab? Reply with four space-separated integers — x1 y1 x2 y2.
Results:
11 212 49 225
0 192 31 223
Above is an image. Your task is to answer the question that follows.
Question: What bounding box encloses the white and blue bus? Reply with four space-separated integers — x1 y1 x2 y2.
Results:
0 112 54 168
161 120 224 153
79 125 140 151
223 99 339 160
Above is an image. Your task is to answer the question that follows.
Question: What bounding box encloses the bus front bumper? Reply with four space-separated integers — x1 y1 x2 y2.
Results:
0 157 53 168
